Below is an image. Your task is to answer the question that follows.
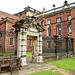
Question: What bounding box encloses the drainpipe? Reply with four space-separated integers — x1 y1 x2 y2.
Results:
3 21 7 52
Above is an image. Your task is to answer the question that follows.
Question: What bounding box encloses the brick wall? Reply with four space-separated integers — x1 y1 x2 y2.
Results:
71 8 75 52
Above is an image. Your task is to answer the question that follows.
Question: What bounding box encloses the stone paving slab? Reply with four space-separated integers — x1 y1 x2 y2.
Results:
0 63 54 75
1 58 74 75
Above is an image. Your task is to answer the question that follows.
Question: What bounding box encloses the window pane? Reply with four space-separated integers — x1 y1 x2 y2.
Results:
10 29 14 35
10 38 13 46
48 28 51 36
57 26 61 35
29 39 32 47
47 20 51 24
0 37 1 44
26 16 29 19
68 25 72 35
68 15 71 20
57 18 61 23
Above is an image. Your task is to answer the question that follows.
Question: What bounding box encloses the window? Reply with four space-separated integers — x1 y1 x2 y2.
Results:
68 15 71 21
57 17 61 23
29 39 32 47
10 29 14 35
41 20 44 25
68 22 72 35
47 20 51 24
26 16 29 19
10 38 13 46
47 42 51 49
47 28 51 37
0 31 2 45
57 25 61 36
0 37 1 45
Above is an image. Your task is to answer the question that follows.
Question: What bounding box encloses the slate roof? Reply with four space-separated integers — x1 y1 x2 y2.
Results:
0 11 16 20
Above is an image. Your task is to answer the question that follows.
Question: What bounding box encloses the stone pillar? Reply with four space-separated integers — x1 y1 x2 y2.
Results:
21 29 27 66
37 32 43 63
16 28 27 66
65 37 69 58
53 35 59 56
17 28 22 57
71 38 74 55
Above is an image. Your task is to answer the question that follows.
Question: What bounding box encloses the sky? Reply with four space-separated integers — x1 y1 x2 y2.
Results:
0 0 75 14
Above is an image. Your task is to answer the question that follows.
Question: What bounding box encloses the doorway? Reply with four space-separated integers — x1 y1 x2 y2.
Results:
27 36 37 63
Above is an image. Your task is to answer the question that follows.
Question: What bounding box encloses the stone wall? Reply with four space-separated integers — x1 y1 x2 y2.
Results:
43 51 75 62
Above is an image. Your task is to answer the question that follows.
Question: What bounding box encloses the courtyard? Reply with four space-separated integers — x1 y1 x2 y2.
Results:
0 0 75 75
0 54 75 75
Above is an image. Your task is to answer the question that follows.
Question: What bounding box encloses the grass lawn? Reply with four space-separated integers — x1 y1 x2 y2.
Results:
28 69 63 75
27 52 32 58
46 57 75 71
0 52 32 58
0 52 14 56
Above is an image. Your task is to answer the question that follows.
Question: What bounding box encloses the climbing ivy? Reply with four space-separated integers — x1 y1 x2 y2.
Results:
15 18 30 27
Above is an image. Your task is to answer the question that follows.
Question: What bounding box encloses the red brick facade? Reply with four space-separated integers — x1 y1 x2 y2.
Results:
0 2 75 52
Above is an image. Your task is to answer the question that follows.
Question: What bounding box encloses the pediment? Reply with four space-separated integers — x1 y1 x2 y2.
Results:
13 17 45 32
23 22 44 32
28 28 38 32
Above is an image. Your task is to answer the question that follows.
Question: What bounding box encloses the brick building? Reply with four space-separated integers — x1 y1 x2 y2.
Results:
0 6 40 52
36 1 75 52
0 1 75 52
0 11 16 52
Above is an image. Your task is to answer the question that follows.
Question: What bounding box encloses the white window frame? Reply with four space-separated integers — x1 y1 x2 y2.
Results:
10 38 13 46
47 20 51 24
57 25 61 36
68 24 72 35
10 29 14 35
68 15 71 21
57 17 61 23
47 28 51 37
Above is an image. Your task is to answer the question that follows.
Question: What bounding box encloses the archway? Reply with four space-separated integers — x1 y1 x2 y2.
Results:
13 17 44 66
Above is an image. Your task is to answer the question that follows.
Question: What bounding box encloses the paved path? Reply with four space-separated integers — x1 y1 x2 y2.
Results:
0 63 55 75
0 58 75 75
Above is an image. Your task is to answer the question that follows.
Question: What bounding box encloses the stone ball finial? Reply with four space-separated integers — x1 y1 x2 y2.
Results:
43 7 45 11
42 7 45 13
53 4 55 7
64 0 68 6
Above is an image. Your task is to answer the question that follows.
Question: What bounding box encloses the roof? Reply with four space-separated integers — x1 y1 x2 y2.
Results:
36 2 75 18
0 11 17 20
14 6 41 16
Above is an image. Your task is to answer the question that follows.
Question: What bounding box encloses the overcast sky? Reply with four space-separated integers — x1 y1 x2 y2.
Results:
0 0 75 14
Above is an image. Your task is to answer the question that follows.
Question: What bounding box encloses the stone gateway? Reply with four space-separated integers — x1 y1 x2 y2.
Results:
13 17 44 66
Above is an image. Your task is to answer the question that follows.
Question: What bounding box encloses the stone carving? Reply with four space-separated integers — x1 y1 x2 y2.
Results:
13 16 44 66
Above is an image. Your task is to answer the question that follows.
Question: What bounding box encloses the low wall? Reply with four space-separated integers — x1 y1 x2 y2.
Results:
43 51 75 62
